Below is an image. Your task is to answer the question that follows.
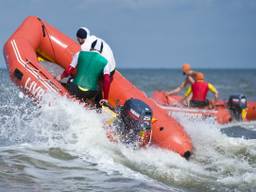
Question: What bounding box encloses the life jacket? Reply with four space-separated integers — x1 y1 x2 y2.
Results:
74 51 107 91
191 81 209 102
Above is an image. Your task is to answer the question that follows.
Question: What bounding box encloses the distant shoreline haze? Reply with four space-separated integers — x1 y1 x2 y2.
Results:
1 1 256 69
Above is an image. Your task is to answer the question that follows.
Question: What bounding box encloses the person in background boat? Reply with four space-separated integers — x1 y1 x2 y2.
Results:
182 72 219 107
56 39 111 107
165 63 199 96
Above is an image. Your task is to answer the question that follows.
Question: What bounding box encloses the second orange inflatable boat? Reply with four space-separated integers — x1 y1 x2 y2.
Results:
3 16 192 159
152 91 256 124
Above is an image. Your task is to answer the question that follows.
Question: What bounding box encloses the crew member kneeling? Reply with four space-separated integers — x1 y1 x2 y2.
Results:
183 72 219 107
56 39 111 106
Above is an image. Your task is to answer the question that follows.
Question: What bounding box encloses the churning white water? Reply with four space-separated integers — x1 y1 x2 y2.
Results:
1 69 256 192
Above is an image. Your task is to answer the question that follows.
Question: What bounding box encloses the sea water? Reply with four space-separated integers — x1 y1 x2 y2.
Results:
0 68 256 192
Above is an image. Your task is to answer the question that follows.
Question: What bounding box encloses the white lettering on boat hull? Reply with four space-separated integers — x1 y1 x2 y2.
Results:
25 77 45 99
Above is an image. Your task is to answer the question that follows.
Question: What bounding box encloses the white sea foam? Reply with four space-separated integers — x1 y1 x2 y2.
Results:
172 112 256 189
1 87 256 191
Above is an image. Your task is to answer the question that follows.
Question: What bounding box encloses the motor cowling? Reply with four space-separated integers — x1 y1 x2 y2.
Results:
119 98 153 148
227 94 247 121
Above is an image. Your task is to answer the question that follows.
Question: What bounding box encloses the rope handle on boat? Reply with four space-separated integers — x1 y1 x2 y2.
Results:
37 17 57 62
37 17 46 37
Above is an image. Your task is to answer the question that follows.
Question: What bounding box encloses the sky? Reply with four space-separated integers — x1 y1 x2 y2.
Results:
1 0 256 69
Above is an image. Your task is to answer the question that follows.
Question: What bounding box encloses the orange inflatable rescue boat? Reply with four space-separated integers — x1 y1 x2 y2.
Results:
3 16 192 158
152 91 256 124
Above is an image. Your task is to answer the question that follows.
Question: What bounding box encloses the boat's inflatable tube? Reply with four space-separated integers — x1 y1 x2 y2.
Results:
3 16 192 158
152 91 256 124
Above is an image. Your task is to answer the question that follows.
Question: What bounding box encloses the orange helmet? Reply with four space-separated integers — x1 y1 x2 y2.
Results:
195 72 204 81
182 63 191 74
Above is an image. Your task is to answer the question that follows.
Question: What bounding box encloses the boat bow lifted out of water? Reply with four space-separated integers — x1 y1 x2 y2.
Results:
3 16 192 159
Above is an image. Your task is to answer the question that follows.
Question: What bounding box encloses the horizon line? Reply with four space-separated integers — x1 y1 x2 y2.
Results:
118 67 256 70
1 66 256 70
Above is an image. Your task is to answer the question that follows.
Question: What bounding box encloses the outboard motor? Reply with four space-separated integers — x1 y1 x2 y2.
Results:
119 98 153 148
227 94 247 121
